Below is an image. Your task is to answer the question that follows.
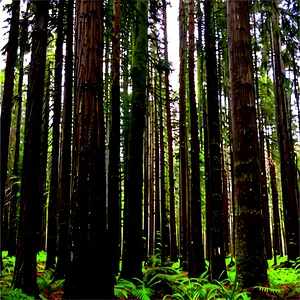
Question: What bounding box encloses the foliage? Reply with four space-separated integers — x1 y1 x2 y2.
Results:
253 256 300 299
0 288 35 300
37 268 64 299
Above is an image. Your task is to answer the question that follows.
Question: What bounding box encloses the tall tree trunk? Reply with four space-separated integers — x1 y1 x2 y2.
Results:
227 0 268 289
144 101 149 259
159 72 168 263
271 11 299 261
154 75 161 243
40 62 51 251
266 135 282 261
108 0 121 276
149 92 155 256
204 0 226 280
179 0 189 269
162 0 177 262
252 12 272 259
55 0 74 280
46 0 64 269
64 1 114 298
121 0 148 280
187 0 205 278
0 0 20 263
12 1 49 296
8 12 28 256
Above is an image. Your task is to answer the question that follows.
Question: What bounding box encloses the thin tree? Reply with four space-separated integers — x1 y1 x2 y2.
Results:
108 0 121 276
46 0 64 269
162 0 177 262
0 0 20 262
188 0 205 278
55 0 74 280
179 0 189 268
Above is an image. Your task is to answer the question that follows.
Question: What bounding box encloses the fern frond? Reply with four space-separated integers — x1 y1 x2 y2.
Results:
132 286 155 300
253 285 283 294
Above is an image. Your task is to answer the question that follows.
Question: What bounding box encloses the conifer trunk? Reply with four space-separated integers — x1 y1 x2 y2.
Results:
12 2 49 296
121 0 148 280
0 0 20 261
47 0 64 269
227 0 268 289
56 0 74 280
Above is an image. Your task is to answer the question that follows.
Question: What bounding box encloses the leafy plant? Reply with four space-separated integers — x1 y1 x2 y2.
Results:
0 288 34 300
114 278 136 299
37 269 64 299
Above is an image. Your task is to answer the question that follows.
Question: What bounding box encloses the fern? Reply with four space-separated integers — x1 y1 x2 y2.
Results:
132 286 155 300
0 288 34 300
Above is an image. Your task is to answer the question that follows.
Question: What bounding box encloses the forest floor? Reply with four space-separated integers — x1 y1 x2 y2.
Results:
1 252 299 300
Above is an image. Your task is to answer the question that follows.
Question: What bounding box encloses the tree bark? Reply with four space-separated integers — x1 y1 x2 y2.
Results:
121 0 148 280
46 0 64 269
0 0 20 262
12 1 49 297
227 0 268 289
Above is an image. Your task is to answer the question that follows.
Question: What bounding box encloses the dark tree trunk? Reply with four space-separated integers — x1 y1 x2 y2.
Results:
188 0 205 278
108 0 121 276
227 0 268 289
252 14 272 259
64 1 114 298
154 76 161 244
12 1 49 297
144 102 149 259
46 0 64 269
204 0 226 280
266 135 282 260
221 142 230 255
121 0 148 280
271 12 299 261
162 0 177 262
158 72 168 263
149 90 155 256
179 0 189 269
0 0 20 263
40 62 51 251
8 12 28 256
55 0 74 280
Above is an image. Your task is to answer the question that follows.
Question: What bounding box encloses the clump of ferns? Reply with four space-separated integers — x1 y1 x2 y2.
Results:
114 276 160 300
253 256 300 299
213 278 252 300
38 269 64 300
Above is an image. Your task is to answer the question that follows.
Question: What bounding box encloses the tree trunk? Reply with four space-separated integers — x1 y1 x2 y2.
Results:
46 0 64 269
64 1 114 298
227 0 268 289
162 0 177 262
121 0 148 280
159 72 168 263
271 11 299 261
205 0 226 280
12 1 49 297
108 0 121 276
0 0 20 263
266 135 282 260
188 0 205 278
40 62 51 251
8 11 28 256
55 0 74 280
179 0 189 269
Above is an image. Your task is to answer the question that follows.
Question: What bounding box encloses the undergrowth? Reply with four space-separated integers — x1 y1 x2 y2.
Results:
1 250 299 300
